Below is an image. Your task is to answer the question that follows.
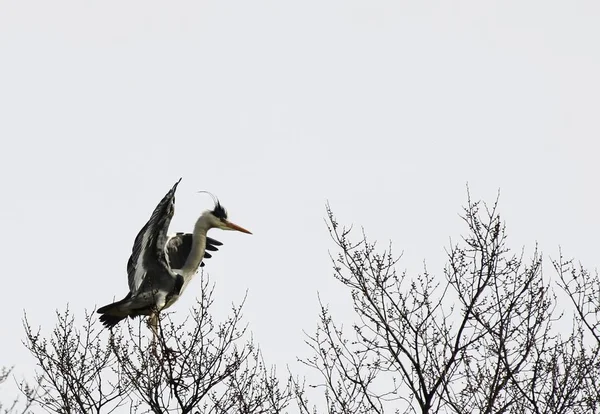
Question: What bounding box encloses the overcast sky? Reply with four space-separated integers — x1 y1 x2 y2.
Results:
1 0 599 407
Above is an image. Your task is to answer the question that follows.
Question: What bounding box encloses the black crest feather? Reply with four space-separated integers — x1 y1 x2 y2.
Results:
212 201 228 220
198 191 228 220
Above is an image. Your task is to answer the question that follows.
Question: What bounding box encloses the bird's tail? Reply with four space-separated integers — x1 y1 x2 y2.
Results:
98 312 126 329
97 294 132 329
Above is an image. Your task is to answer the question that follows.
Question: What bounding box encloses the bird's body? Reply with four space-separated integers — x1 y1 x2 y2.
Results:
97 178 251 331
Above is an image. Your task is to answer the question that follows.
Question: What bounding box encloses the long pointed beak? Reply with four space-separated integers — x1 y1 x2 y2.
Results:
225 220 252 234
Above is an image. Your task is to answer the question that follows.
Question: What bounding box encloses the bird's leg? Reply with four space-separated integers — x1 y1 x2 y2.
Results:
147 311 179 359
148 312 159 357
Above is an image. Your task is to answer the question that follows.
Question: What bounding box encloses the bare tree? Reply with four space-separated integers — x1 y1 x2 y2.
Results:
296 195 599 414
0 366 35 414
554 255 600 412
555 255 600 345
22 275 293 414
14 194 600 413
23 307 133 414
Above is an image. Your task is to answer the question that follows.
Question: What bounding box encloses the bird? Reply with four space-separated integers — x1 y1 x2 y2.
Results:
97 178 252 335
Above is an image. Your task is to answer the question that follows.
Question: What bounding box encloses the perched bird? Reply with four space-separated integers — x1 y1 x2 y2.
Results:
97 178 251 334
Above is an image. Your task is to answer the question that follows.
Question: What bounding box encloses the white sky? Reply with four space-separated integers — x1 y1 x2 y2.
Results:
1 0 599 408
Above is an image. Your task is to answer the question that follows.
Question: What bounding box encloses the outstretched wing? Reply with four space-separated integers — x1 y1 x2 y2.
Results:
127 178 182 293
165 233 223 270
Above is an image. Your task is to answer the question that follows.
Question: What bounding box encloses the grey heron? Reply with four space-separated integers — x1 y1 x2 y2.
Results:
97 178 251 334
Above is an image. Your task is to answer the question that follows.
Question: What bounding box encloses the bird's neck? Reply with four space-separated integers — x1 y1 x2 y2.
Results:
180 216 211 278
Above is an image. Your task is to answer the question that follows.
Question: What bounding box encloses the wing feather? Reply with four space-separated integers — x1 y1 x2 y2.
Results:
127 179 181 293
165 233 223 270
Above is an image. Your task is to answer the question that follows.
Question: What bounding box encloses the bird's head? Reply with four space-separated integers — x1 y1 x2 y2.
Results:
200 199 252 234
